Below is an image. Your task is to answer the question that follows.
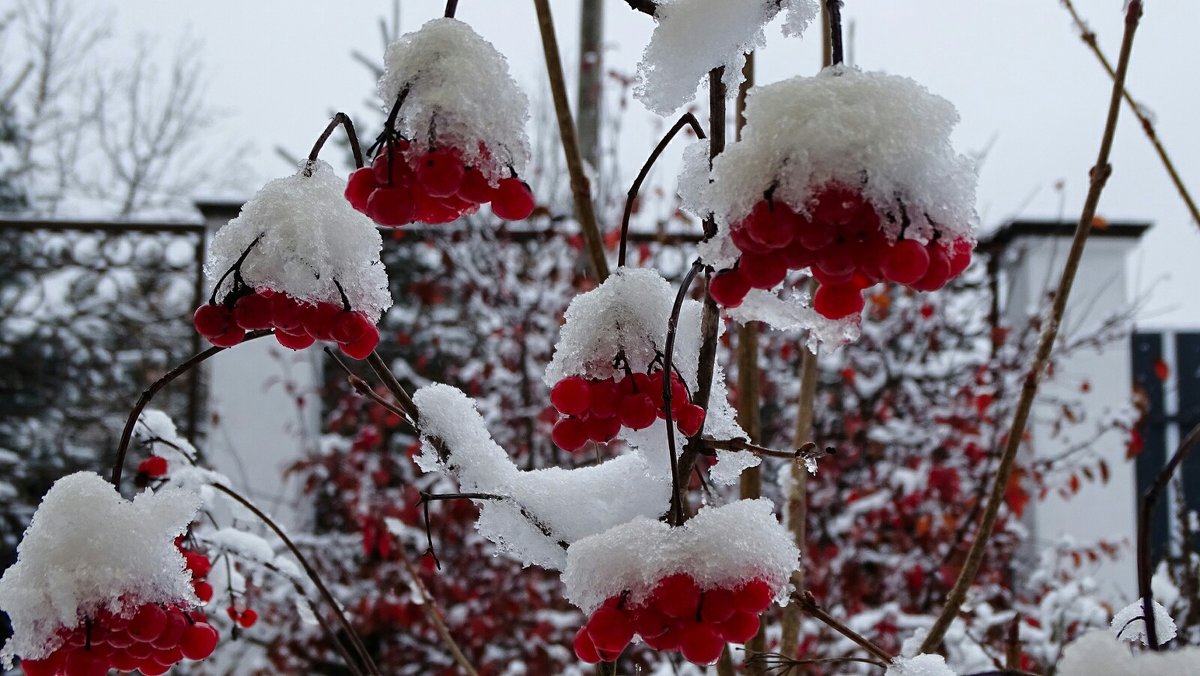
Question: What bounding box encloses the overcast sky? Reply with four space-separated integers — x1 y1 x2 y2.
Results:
94 0 1200 328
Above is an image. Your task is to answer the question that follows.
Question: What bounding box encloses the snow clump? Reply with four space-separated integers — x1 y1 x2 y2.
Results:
1111 597 1178 646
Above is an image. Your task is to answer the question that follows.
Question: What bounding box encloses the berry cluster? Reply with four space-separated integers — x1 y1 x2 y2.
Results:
709 185 972 320
136 456 168 479
225 606 258 629
548 370 706 452
193 289 380 359
573 574 774 666
179 542 214 606
346 139 535 227
17 603 219 676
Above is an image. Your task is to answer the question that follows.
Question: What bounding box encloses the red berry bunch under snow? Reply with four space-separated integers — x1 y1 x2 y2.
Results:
687 67 978 341
709 185 973 319
0 473 207 674
201 160 391 359
179 541 214 606
574 574 774 665
358 18 534 227
549 369 706 452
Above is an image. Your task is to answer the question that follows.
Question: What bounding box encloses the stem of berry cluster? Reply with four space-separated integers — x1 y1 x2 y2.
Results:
662 259 704 527
304 112 364 176
1138 422 1200 649
443 0 460 19
617 112 706 267
793 591 893 663
532 0 610 282
109 331 271 487
825 0 844 66
919 0 1143 653
210 483 382 676
1060 0 1200 229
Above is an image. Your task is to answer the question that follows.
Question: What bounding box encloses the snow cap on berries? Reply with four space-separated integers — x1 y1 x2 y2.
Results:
562 498 799 613
636 0 818 115
204 160 392 322
378 18 531 181
0 472 200 665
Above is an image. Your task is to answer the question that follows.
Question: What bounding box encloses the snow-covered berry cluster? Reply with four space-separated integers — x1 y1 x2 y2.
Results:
574 574 773 666
200 160 391 360
347 139 535 226
709 184 972 319
548 370 705 452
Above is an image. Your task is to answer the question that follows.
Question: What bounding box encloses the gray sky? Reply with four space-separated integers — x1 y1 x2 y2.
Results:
98 0 1200 328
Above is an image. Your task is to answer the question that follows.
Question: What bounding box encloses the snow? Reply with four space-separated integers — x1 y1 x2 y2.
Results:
708 449 761 486
204 160 392 322
724 287 862 347
1111 597 1178 646
378 18 531 181
1059 630 1200 676
135 408 198 463
205 528 275 564
0 472 200 665
886 654 957 676
412 383 672 570
561 498 799 614
634 0 819 115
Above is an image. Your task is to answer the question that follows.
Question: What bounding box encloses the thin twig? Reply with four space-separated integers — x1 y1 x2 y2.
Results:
396 544 481 676
663 259 704 526
532 0 610 282
365 350 420 420
444 0 460 19
701 437 829 463
825 0 844 66
920 0 1143 652
1061 0 1200 228
304 112 363 176
793 591 893 664
110 331 271 487
781 336 819 655
210 483 382 676
618 113 705 267
1139 422 1200 648
746 652 887 673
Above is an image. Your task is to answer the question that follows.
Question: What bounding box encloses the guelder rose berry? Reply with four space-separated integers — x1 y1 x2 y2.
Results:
547 369 705 451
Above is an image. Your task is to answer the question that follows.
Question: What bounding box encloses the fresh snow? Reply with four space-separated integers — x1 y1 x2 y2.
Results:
635 0 819 115
0 472 200 665
886 654 957 676
204 160 393 322
378 18 531 181
1059 630 1200 676
708 449 761 486
561 498 799 614
1111 597 1178 646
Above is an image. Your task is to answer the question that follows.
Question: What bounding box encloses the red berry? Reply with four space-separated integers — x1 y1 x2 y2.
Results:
63 650 107 676
371 146 412 186
130 605 167 643
744 202 795 250
718 610 760 643
152 610 188 650
458 167 496 204
184 551 212 579
678 622 724 665
911 243 951 291
780 239 817 269
811 185 868 226
331 311 371 345
340 323 380 360
275 330 315 351
180 623 219 660
618 394 657 430
586 416 621 443
233 293 273 331
729 225 773 256
193 304 231 339
551 418 589 452
586 605 635 652
631 604 670 639
413 192 460 224
237 608 258 628
947 238 973 277
880 239 930 285
709 268 751 308
344 167 378 213
17 657 58 676
208 326 246 348
814 242 856 278
550 376 591 417
642 624 683 651
110 650 141 671
741 252 789 290
811 264 854 286
139 660 171 675
573 626 602 664
193 580 213 603
491 178 535 221
734 579 774 613
701 587 737 624
653 574 701 618
812 283 865 320
269 294 304 333
367 186 417 227
588 379 620 418
416 149 466 198
137 456 168 478
676 404 706 437
796 217 837 250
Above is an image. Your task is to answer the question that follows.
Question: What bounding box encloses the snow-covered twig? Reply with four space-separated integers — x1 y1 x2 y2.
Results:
920 0 1144 653
303 112 363 176
792 591 893 664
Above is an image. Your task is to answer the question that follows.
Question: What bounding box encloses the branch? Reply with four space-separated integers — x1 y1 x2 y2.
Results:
745 652 888 672
110 330 271 487
304 112 363 176
532 0 610 282
396 541 480 676
1061 0 1200 228
920 0 1143 653
792 591 893 664
700 437 831 463
618 112 705 267
663 259 705 526
622 0 658 16
1139 422 1200 649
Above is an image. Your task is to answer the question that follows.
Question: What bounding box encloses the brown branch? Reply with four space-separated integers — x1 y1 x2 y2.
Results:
781 336 819 655
920 0 1143 653
396 544 480 676
701 437 827 462
111 330 271 487
532 0 610 282
663 259 705 526
365 350 420 420
618 112 706 267
210 483 382 676
1061 0 1200 228
304 112 363 175
793 591 893 664
746 652 888 672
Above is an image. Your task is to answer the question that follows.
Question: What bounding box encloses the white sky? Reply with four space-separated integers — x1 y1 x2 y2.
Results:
95 0 1200 328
